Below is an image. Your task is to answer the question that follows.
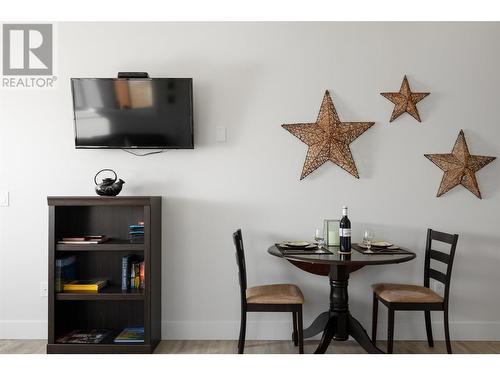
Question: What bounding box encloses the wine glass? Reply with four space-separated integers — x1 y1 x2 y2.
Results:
363 229 375 253
314 228 326 253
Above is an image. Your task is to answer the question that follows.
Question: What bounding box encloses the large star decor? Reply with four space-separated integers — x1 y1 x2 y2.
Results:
282 90 374 180
424 130 495 199
381 75 430 122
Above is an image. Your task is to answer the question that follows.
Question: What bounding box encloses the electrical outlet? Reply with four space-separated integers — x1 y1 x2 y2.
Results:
0 191 9 207
40 282 48 297
216 126 226 142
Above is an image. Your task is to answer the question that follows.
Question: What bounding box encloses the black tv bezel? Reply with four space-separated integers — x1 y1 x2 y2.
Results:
71 77 194 150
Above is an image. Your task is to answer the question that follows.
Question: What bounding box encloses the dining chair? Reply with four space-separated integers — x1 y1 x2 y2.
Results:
232 229 304 354
371 228 459 354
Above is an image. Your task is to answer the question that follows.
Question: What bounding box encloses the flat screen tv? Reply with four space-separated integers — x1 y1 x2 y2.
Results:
71 78 193 149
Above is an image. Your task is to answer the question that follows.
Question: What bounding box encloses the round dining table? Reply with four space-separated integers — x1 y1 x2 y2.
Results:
268 245 416 354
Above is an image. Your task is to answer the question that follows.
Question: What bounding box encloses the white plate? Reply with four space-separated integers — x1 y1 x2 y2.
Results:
280 242 316 250
358 241 393 249
282 241 312 248
372 241 393 247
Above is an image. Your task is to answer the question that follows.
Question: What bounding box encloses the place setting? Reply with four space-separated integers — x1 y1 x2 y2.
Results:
276 228 333 255
352 229 412 255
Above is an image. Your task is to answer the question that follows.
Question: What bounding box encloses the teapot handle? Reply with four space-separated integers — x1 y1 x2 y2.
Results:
94 169 117 185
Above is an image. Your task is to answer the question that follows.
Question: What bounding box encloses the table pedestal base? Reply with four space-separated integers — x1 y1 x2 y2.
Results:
301 311 329 339
309 264 383 354
313 312 383 353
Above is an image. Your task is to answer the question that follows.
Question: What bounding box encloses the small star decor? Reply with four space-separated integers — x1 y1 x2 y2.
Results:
424 130 495 199
282 90 374 180
381 75 430 122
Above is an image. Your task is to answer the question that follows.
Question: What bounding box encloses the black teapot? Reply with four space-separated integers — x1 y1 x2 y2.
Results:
94 169 125 196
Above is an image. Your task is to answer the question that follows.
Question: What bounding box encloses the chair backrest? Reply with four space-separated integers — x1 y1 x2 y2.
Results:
233 229 247 306
423 228 459 305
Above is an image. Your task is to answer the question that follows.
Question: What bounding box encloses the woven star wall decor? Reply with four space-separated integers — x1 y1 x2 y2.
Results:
424 130 495 199
381 75 430 122
282 90 374 180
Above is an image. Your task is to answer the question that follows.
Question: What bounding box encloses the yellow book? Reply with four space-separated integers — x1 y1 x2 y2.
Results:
63 279 107 292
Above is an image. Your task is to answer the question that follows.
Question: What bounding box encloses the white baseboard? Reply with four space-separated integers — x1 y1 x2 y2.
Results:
0 320 47 339
2 319 500 341
162 319 500 341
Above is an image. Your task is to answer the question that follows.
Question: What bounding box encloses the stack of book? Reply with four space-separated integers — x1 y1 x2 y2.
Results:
56 329 111 344
114 327 144 343
63 279 108 292
128 222 144 243
57 235 109 245
121 255 145 290
55 256 76 292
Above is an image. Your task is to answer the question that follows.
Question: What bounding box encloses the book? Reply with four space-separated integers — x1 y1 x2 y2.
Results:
131 262 141 289
122 255 130 290
63 279 107 292
129 236 144 244
56 329 111 344
139 261 145 289
62 235 107 241
114 327 144 343
128 225 144 230
57 238 109 245
124 256 144 291
129 222 145 244
55 256 76 292
121 255 139 291
58 236 109 244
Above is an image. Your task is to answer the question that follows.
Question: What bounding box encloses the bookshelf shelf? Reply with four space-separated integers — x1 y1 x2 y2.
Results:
56 239 145 252
47 343 153 354
47 196 162 354
56 286 145 301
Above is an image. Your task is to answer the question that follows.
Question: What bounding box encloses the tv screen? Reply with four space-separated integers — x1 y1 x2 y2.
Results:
71 78 193 149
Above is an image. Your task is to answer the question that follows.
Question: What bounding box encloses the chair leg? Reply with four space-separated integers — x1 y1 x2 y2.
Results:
292 311 298 346
297 307 304 354
387 308 395 354
424 310 434 347
238 310 247 354
444 309 452 354
372 293 378 345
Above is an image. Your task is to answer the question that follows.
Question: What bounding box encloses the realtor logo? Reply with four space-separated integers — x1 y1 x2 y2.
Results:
3 24 53 75
1 23 56 88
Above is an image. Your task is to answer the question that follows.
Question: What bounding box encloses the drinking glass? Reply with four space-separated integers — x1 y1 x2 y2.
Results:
363 229 375 253
314 228 327 253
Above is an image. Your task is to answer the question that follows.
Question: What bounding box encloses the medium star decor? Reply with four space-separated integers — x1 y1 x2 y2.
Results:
282 90 374 180
381 75 430 122
424 130 495 199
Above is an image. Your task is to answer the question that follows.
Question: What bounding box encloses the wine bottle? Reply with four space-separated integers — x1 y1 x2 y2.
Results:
339 206 351 253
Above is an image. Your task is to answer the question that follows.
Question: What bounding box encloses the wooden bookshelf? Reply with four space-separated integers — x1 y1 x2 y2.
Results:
47 196 162 354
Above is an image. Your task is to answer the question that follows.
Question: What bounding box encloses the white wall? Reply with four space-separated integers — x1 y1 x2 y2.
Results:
0 22 499 340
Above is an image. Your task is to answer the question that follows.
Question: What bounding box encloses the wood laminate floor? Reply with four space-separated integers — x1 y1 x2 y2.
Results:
1 340 500 354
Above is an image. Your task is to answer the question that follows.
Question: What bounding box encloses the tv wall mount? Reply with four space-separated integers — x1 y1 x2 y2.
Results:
117 72 150 79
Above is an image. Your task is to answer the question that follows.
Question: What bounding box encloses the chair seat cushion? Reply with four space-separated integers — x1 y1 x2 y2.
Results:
246 284 304 304
372 283 443 304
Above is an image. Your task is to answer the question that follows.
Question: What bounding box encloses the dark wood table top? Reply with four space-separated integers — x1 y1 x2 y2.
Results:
268 245 416 266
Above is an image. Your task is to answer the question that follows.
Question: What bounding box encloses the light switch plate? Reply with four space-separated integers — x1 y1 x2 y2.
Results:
0 191 8 206
216 126 227 142
40 282 48 297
